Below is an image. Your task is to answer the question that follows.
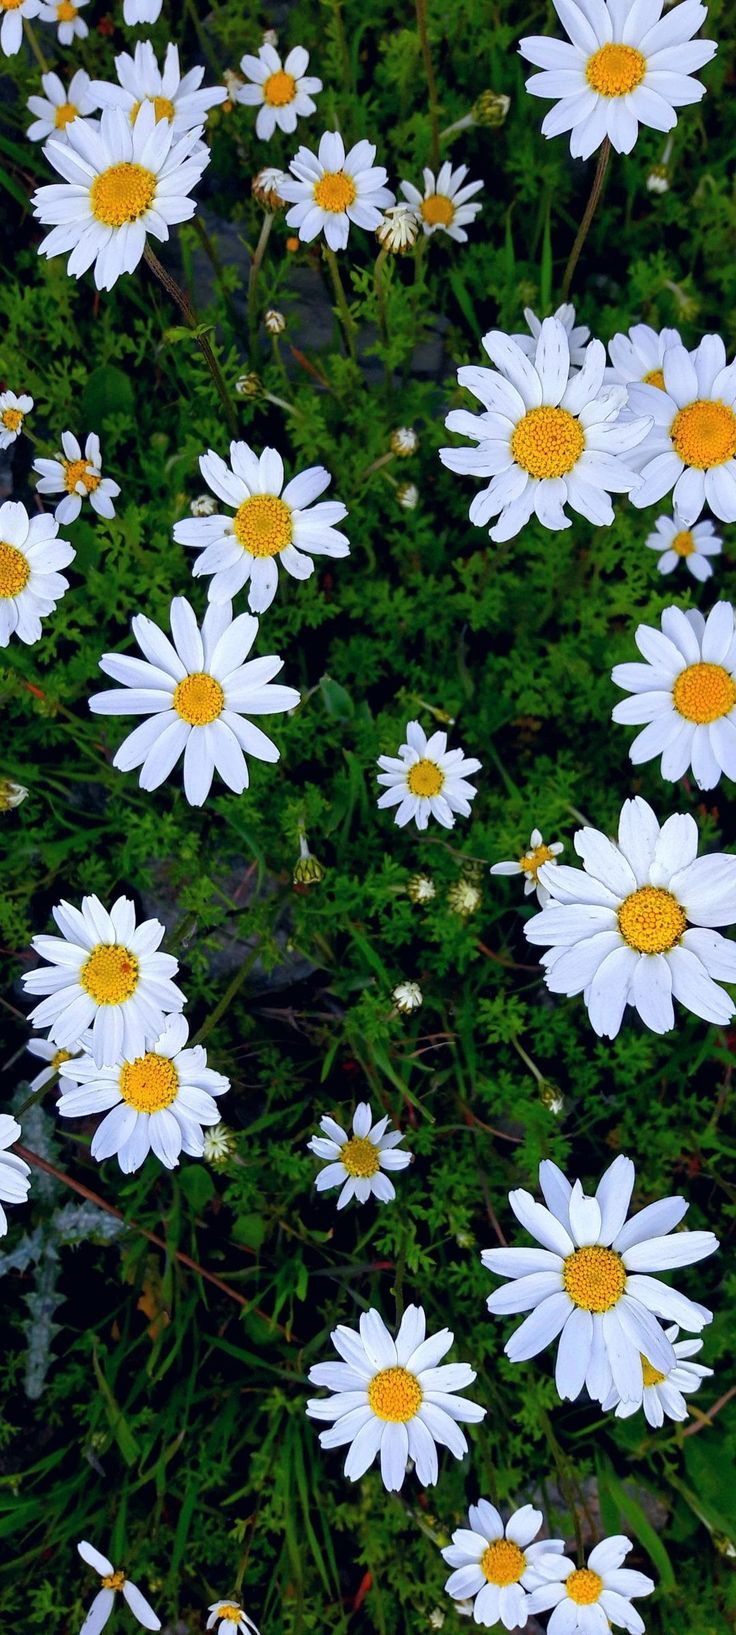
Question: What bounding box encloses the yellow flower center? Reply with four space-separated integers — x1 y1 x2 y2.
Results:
586 42 646 97
262 69 297 107
101 1571 126 1591
563 1245 626 1313
0 0 25 9
643 367 666 390
672 528 695 557
0 542 30 599
341 1135 380 1178
672 661 736 724
519 842 555 880
618 885 686 954
51 1048 72 1071
120 1052 179 1113
313 170 357 212
641 1353 666 1388
566 1568 603 1606
57 0 77 17
2 407 24 430
671 400 736 470
173 672 225 726
367 1365 423 1422
233 493 292 557
406 758 445 797
480 1539 526 1587
216 1610 243 1627
63 457 100 494
54 101 78 128
421 193 455 227
90 162 157 227
81 943 140 1006
511 407 585 480
131 95 176 124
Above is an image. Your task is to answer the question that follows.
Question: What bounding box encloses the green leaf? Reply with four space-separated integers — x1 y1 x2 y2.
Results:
91 1348 139 1468
596 1456 675 1590
81 365 135 428
320 674 355 719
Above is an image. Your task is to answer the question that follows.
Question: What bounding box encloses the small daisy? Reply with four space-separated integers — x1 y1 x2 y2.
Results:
0 499 75 650
439 317 651 543
527 1535 654 1634
482 1153 718 1408
172 442 349 614
279 130 394 252
236 42 322 140
442 1502 566 1630
645 510 721 581
22 894 185 1068
1 0 41 58
399 162 483 243
605 322 682 390
612 603 736 789
307 1303 485 1491
525 795 736 1036
123 0 162 21
629 334 736 524
393 980 423 1012
89 597 300 807
33 104 210 293
603 1324 712 1427
0 1116 31 1239
28 70 96 143
491 828 564 907
513 302 590 369
308 1101 411 1210
25 1032 88 1090
90 41 227 139
33 431 120 525
77 1540 161 1635
39 0 89 46
202 1122 234 1163
0 390 33 447
520 0 717 160
377 720 481 832
207 1602 260 1635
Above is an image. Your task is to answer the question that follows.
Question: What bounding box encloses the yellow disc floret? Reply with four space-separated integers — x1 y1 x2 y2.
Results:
586 42 646 97
641 1354 666 1388
617 885 687 954
57 0 78 18
367 1365 423 1422
563 1245 626 1313
511 407 585 480
81 944 140 1005
1 406 23 431
520 843 555 880
566 1568 603 1606
215 1610 243 1627
421 194 455 227
0 542 30 599
90 162 157 227
341 1135 380 1178
672 662 736 724
63 458 100 495
672 529 695 557
101 1571 126 1592
671 400 736 470
120 1052 179 1113
131 96 176 124
51 1048 72 1071
263 70 297 107
54 101 78 128
406 759 445 798
643 368 666 390
173 672 225 726
480 1539 526 1587
313 170 357 212
233 494 292 557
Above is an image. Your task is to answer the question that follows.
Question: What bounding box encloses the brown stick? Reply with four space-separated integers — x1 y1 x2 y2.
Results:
561 137 611 301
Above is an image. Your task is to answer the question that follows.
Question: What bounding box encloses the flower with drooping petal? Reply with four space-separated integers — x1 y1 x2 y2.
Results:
207 1601 260 1635
27 69 97 143
645 509 721 581
236 41 322 140
0 390 33 448
0 499 75 649
400 162 483 243
0 1116 31 1238
279 130 394 252
77 1540 161 1634
0 0 41 58
611 603 736 790
527 1534 654 1634
603 1323 712 1427
90 41 227 139
629 334 736 524
33 431 120 525
308 1101 411 1210
513 302 590 369
39 0 89 45
491 828 564 907
377 720 481 832
605 322 682 390
442 1502 566 1630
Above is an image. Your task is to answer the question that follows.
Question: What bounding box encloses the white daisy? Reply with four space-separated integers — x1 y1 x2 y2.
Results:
57 1014 229 1174
306 1303 485 1491
525 794 736 1036
22 894 185 1068
0 499 75 649
172 442 349 614
25 1032 88 1090
90 41 227 139
0 390 33 448
491 828 565 908
442 1502 566 1630
399 162 483 243
89 596 300 807
236 42 322 140
279 130 394 252
513 301 590 368
0 1116 31 1239
308 1101 411 1210
207 1602 260 1635
527 1535 654 1634
645 509 721 581
77 1540 161 1635
439 317 651 543
393 979 423 1012
33 431 120 525
377 720 481 832
611 603 736 789
0 0 41 58
32 104 210 293
38 0 89 46
520 0 717 160
605 322 682 390
27 69 97 143
123 0 162 22
603 1323 712 1427
482 1153 718 1408
629 334 736 524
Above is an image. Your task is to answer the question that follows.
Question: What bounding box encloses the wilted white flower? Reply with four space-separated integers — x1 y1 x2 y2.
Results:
190 494 219 517
264 308 286 334
376 202 420 253
393 980 423 1013
391 427 419 457
397 482 419 510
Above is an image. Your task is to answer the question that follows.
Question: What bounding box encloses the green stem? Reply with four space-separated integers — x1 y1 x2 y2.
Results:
374 245 390 347
193 216 240 332
143 243 238 438
23 19 49 73
191 939 264 1046
323 244 357 363
247 212 274 351
561 137 611 302
415 0 441 171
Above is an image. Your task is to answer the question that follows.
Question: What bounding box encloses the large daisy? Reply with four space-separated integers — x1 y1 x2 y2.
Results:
32 104 210 292
1 0 41 57
236 42 322 140
22 894 185 1068
27 69 97 143
442 1502 566 1630
645 509 721 582
399 162 483 243
525 795 736 1036
0 389 33 448
77 1540 160 1635
0 1116 31 1238
611 603 736 789
605 322 682 390
172 442 349 613
482 1153 718 1408
90 41 227 139
527 1536 654 1634
490 827 565 908
38 0 88 44
33 431 120 524
629 334 736 524
308 1101 411 1210
279 130 394 252
0 499 75 649
376 719 481 832
89 596 300 806
603 1323 712 1427
307 1304 485 1491
513 301 590 368
439 316 651 543
520 0 717 160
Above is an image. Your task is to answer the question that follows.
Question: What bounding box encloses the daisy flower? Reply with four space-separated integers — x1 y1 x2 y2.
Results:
0 390 33 447
77 1540 160 1635
279 130 394 252
0 499 74 650
525 794 736 1036
645 509 721 581
377 720 481 832
90 41 227 139
27 69 96 143
57 1014 229 1174
442 1502 566 1630
520 0 717 160
207 1603 260 1635
439 317 651 543
491 828 564 907
25 1032 88 1090
605 322 682 390
89 596 300 807
513 301 590 368
32 104 210 293
1 0 41 57
611 603 736 789
399 162 483 243
307 1303 485 1491
393 979 423 1012
482 1153 718 1408
0 1117 31 1238
172 442 349 614
629 334 736 524
123 0 162 21
527 1535 654 1634
38 0 89 46
308 1101 411 1210
33 431 120 525
236 42 322 140
604 1323 712 1427
376 202 420 253
22 894 185 1068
